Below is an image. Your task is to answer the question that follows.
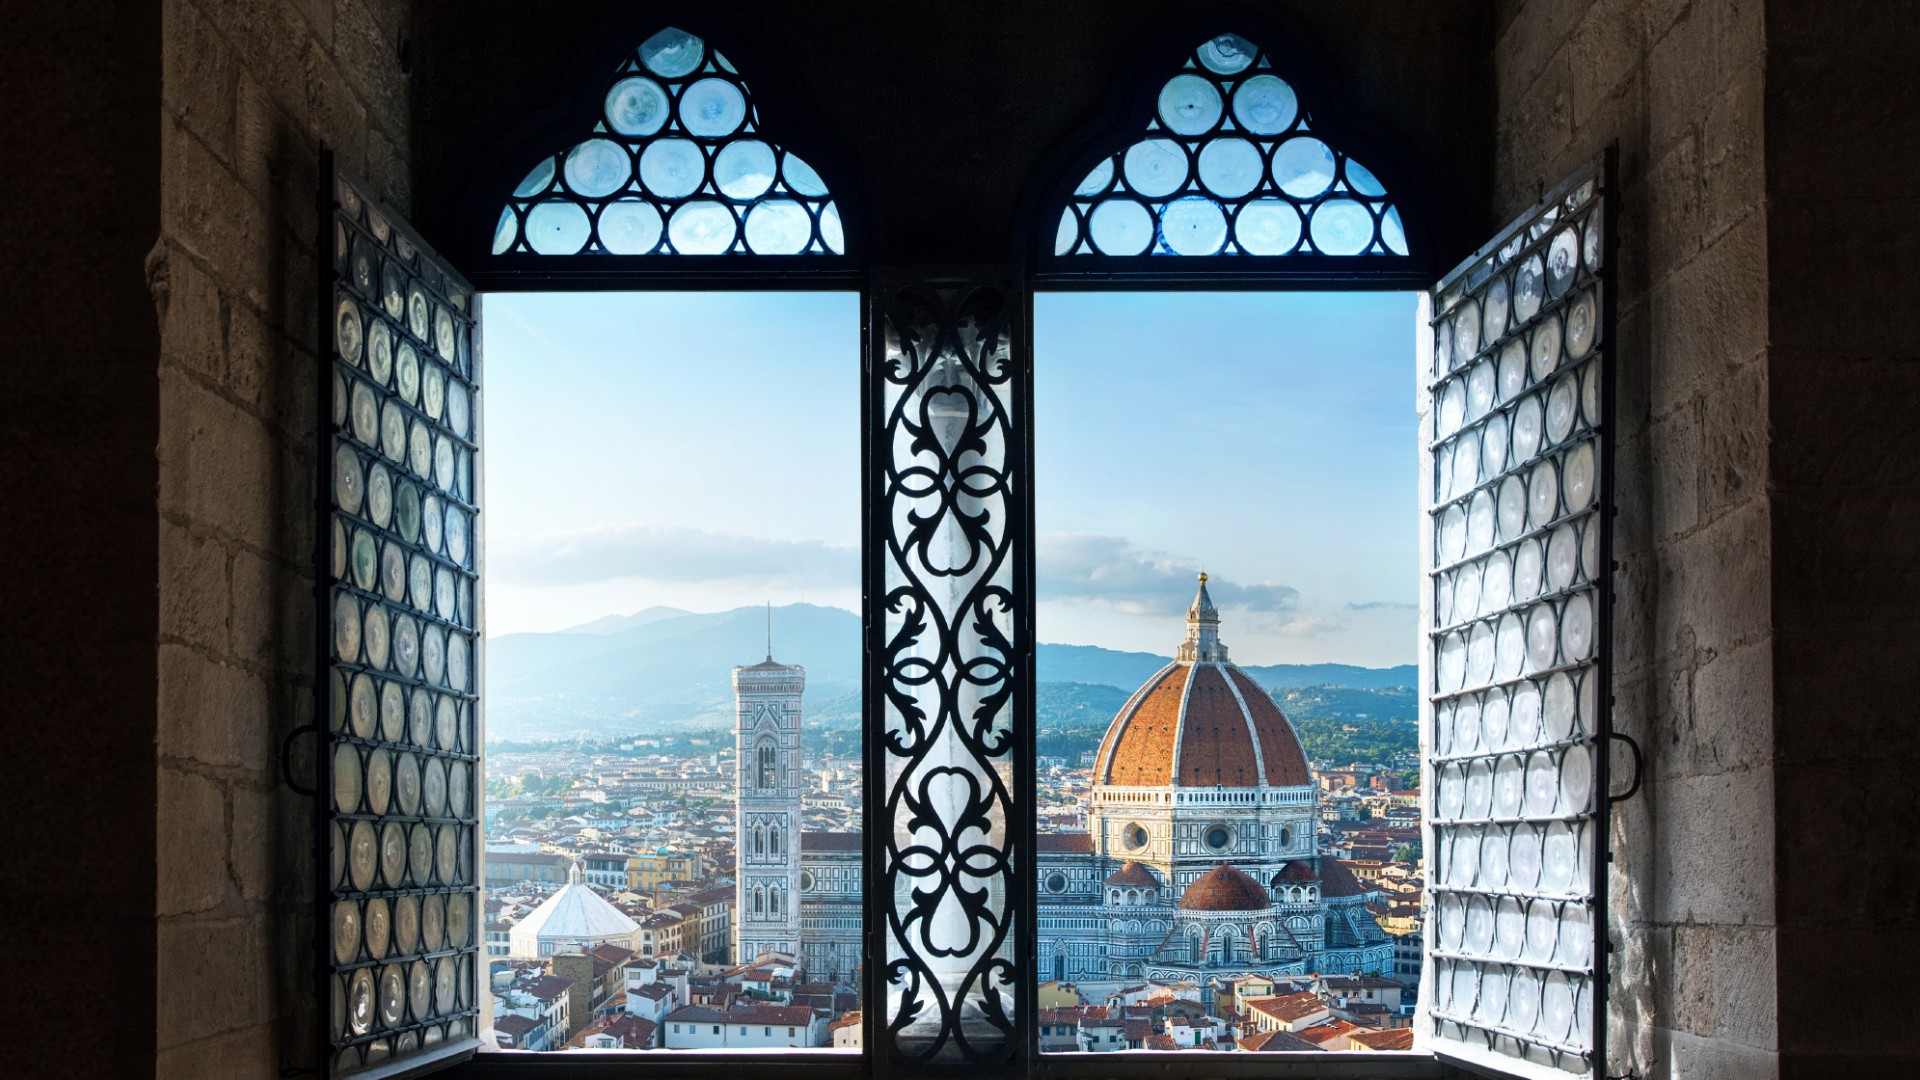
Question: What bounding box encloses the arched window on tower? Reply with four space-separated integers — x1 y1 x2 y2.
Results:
757 743 776 790
753 886 764 915
769 824 781 855
753 824 765 857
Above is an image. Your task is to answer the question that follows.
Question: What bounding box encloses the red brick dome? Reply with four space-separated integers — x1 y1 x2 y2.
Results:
1179 863 1270 912
1092 576 1311 790
1105 861 1159 887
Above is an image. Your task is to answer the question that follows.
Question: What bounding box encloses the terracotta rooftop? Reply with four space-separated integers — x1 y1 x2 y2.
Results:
1320 858 1372 899
1247 991 1330 1023
1272 861 1318 884
1350 1028 1416 1051
1105 861 1159 887
1240 1029 1327 1052
1179 863 1270 912
1036 832 1094 853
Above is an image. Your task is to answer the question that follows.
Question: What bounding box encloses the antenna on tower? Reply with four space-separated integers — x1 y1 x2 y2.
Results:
766 600 773 662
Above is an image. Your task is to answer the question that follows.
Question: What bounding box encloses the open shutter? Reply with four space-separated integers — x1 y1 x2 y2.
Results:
320 157 482 1077
1421 157 1615 1078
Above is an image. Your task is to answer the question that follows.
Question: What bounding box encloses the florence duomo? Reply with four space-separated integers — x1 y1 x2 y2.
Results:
1037 575 1392 985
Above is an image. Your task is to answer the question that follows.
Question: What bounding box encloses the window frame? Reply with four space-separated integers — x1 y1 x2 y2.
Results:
385 9 1617 1080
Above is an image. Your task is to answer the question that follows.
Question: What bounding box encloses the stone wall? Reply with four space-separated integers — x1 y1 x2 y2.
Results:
1493 0 1775 1077
153 0 412 1076
1765 3 1920 1077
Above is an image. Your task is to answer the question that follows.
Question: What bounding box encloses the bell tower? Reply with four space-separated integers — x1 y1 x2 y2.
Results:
733 623 805 963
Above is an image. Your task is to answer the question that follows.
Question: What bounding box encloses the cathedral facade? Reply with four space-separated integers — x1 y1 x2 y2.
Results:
732 652 862 983
1037 577 1394 986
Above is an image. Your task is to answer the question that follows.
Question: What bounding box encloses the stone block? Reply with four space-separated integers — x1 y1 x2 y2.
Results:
1568 0 1642 125
1646 397 1701 541
155 243 228 386
229 545 297 671
228 781 274 903
1699 57 1763 245
1708 923 1777 1051
163 0 239 164
1647 211 1765 409
1674 638 1773 779
1643 131 1703 284
156 914 270 1047
1695 355 1765 522
159 367 284 550
160 515 230 653
1654 768 1774 925
162 123 272 313
157 643 272 770
1644 0 1714 153
157 767 228 915
157 1024 278 1080
1663 499 1771 659
333 0 408 136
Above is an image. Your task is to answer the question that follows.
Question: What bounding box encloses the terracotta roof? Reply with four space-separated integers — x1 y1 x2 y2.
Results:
1146 1034 1179 1051
1247 991 1330 1023
1350 1028 1415 1051
1319 859 1372 899
1179 863 1270 912
567 1013 657 1049
1036 832 1094 853
1104 861 1159 887
801 831 861 851
1093 659 1312 789
1297 1018 1364 1045
1272 861 1317 884
1240 1029 1326 1052
829 1010 862 1031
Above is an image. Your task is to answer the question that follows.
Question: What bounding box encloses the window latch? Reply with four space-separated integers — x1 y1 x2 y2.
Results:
1606 730 1643 806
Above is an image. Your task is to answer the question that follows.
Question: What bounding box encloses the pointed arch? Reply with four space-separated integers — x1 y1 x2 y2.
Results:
486 26 846 258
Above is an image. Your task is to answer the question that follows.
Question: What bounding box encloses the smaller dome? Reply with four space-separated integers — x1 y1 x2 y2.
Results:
1105 861 1159 887
1179 863 1270 912
1271 861 1317 885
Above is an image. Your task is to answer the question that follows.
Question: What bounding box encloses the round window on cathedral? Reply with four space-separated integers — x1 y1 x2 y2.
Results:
1123 822 1149 850
1045 872 1069 894
799 871 815 892
1279 825 1293 848
1204 824 1232 851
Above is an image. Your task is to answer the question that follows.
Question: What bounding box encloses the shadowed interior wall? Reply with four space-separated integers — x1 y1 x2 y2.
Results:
3 3 160 1078
1765 3 1920 1077
152 0 413 1075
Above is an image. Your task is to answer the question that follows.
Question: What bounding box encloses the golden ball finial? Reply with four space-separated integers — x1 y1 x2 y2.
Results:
1198 570 1208 583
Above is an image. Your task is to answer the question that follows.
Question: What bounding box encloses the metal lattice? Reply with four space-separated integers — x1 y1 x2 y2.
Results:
1051 33 1408 260
492 26 844 257
1423 160 1612 1080
869 277 1027 1070
323 162 483 1077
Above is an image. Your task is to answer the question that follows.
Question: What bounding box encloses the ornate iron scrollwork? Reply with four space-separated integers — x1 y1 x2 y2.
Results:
868 276 1028 1070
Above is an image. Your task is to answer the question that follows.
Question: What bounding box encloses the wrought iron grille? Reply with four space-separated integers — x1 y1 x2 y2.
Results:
322 159 484 1077
492 26 844 257
1422 159 1614 1080
1049 33 1408 260
867 274 1029 1071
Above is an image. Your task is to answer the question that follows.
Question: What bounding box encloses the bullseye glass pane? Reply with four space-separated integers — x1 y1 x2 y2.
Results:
1427 164 1609 1078
326 169 479 1074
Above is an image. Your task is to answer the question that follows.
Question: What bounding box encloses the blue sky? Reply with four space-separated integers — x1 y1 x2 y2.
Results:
482 290 1419 667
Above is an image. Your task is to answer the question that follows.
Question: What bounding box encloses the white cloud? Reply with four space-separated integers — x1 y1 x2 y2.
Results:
1037 532 1300 615
492 524 857 588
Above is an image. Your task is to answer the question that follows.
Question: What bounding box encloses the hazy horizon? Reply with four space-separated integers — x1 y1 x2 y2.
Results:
482 291 1419 667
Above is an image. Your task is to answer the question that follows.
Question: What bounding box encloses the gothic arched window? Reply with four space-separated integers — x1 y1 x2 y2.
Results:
757 743 776 790
1041 32 1416 267
753 825 765 857
768 825 781 855
490 27 845 258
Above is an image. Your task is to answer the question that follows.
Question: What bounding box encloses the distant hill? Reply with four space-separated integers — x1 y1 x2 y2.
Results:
485 603 1413 742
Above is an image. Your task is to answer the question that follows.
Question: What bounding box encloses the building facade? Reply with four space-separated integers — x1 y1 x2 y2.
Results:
1037 577 1394 987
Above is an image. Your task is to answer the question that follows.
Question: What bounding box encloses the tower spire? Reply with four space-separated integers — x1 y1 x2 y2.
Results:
766 600 773 662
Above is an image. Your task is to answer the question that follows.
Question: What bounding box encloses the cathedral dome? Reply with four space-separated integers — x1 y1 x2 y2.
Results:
509 861 641 957
1105 861 1159 887
1091 575 1311 789
1179 863 1270 912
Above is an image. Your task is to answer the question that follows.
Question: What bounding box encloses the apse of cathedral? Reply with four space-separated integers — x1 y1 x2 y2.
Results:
1037 575 1394 985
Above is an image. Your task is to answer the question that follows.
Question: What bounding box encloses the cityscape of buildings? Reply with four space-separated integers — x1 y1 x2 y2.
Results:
480 581 1423 1053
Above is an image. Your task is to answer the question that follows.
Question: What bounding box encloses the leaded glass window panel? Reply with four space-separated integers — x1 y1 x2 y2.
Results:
1052 33 1408 260
492 27 844 257
1422 159 1613 1080
868 274 1027 1070
324 161 483 1077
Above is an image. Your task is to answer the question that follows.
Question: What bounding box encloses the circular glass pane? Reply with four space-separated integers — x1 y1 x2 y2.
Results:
525 200 590 254
1566 288 1598 357
1162 196 1228 255
639 28 703 78
1196 138 1261 199
1198 33 1257 74
605 76 669 136
1509 823 1542 890
1234 198 1302 255
1158 73 1223 135
563 139 629 198
333 743 362 814
638 139 705 199
1232 74 1298 135
714 140 776 200
1542 821 1578 892
336 299 363 364
1089 199 1153 255
679 78 746 137
668 200 737 254
744 198 811 254
1548 227 1580 296
1465 895 1496 955
1309 198 1373 255
1272 137 1335 199
782 153 828 197
365 748 392 815
1543 672 1577 741
348 819 377 892
597 200 664 255
1122 139 1187 198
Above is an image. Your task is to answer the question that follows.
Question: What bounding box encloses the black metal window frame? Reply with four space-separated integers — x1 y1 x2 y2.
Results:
371 12 1637 1080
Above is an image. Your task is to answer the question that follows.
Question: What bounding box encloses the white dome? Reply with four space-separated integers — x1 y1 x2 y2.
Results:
509 862 640 957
